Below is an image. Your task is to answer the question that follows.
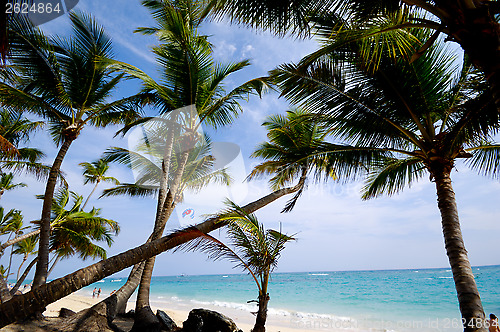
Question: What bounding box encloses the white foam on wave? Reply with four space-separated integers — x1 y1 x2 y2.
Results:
187 298 354 324
309 273 329 276
97 280 105 283
111 279 122 282
438 276 452 279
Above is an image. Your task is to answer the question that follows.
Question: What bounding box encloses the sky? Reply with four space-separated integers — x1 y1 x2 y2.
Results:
1 0 499 280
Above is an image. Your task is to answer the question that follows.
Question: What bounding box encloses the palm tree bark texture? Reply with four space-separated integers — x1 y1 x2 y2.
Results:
431 162 486 332
33 138 74 288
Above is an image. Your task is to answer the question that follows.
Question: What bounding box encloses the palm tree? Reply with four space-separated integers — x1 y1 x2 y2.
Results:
177 201 295 332
42 188 120 277
0 12 142 289
79 159 119 209
207 0 500 114
270 28 498 331
0 173 26 199
12 235 37 282
0 207 25 281
103 0 266 328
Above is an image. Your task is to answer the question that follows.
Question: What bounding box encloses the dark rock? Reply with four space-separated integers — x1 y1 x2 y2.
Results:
157 310 178 331
182 308 240 332
121 309 135 318
183 312 203 332
59 307 76 318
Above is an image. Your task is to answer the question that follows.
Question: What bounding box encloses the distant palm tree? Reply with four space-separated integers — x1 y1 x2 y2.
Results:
0 12 142 288
271 28 498 331
0 207 25 281
12 235 37 282
0 173 26 199
39 188 120 277
177 201 295 332
79 159 120 209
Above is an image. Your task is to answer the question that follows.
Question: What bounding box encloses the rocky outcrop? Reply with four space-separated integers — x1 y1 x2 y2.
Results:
59 307 76 318
157 309 178 331
182 309 241 332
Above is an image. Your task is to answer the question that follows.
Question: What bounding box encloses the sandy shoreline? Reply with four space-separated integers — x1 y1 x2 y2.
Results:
0 291 364 332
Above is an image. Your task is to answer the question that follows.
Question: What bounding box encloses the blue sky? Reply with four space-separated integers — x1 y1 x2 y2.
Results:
2 0 499 280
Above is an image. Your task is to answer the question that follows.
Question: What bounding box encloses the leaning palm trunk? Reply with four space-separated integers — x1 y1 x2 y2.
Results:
64 176 307 329
433 168 486 332
0 175 305 327
0 214 225 327
0 228 40 253
33 138 73 288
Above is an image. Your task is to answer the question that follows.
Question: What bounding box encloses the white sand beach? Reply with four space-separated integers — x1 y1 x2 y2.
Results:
0 291 367 332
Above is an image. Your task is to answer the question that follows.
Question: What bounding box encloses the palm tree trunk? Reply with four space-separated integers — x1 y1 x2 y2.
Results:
0 175 307 327
6 239 15 280
74 261 146 329
47 256 60 278
10 257 37 296
16 256 27 282
0 229 40 253
33 138 73 289
253 294 269 332
82 181 100 210
433 168 486 332
0 275 12 304
132 149 190 332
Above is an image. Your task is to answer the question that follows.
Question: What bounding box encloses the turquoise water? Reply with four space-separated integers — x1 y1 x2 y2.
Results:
86 265 500 331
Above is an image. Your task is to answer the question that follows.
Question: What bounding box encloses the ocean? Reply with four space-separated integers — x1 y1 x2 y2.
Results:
85 265 500 331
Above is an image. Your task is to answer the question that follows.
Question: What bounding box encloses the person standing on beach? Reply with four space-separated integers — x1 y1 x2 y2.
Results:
92 287 97 298
489 314 500 332
97 288 101 298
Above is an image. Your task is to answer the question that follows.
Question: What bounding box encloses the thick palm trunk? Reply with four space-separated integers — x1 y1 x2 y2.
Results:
433 168 486 332
10 257 37 295
33 138 73 288
0 176 306 326
132 149 190 332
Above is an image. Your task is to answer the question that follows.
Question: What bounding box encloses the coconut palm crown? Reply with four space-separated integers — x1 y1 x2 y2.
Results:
0 11 143 288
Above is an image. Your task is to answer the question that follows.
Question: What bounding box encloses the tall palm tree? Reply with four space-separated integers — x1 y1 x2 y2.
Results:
177 201 295 332
207 0 500 114
104 0 266 329
0 12 142 289
79 159 119 209
0 173 26 199
271 29 498 331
